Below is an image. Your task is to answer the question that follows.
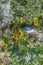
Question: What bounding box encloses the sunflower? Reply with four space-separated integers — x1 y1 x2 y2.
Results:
2 42 7 48
18 29 24 37
11 33 18 41
19 17 24 23
33 17 39 26
2 63 4 65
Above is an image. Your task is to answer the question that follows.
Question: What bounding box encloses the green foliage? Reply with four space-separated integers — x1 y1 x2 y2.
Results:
0 0 43 65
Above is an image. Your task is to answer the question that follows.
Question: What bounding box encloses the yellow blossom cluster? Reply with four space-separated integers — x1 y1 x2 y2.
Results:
33 17 39 27
11 29 24 41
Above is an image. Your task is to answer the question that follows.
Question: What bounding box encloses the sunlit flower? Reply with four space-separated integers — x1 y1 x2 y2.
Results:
2 42 7 48
19 17 24 23
11 33 18 41
18 29 24 37
33 17 39 26
2 63 4 65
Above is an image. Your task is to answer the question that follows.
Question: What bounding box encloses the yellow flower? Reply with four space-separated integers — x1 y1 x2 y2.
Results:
18 29 24 37
2 42 7 48
30 37 35 42
33 17 39 26
19 17 24 23
11 33 18 41
2 63 4 65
